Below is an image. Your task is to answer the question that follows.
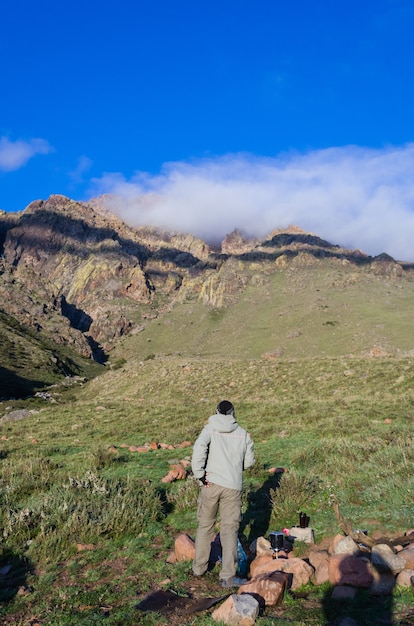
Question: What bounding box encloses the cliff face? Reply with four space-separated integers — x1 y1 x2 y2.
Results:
0 195 215 359
0 194 410 362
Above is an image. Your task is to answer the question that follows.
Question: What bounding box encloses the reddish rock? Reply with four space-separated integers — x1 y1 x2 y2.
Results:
212 593 259 625
308 549 330 585
149 441 159 450
166 551 177 564
395 569 414 587
161 464 187 483
239 571 288 606
329 534 346 555
250 555 313 590
249 555 276 578
76 543 95 552
329 554 373 588
174 534 196 562
398 546 414 569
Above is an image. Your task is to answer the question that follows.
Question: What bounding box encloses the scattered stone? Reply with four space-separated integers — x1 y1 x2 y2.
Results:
397 545 414 569
371 544 405 575
333 535 361 556
166 551 177 564
250 536 273 557
329 554 373 588
174 533 196 562
211 593 259 625
308 549 330 585
149 441 159 450
395 569 414 587
368 570 395 595
76 543 95 552
249 555 313 590
288 526 315 544
0 565 12 576
175 440 192 449
0 409 31 423
239 571 287 606
107 446 118 454
161 464 187 483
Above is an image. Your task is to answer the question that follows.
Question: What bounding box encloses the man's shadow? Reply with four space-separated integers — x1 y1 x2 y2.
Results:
321 553 395 625
240 470 285 544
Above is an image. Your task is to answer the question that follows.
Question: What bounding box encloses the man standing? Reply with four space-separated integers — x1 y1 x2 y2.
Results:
191 400 255 588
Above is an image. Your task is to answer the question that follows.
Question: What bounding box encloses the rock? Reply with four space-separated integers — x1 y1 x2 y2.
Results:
328 554 373 588
250 536 273 557
398 546 414 569
0 409 31 423
331 585 357 599
174 533 196 562
395 569 414 587
239 571 287 606
249 555 277 578
288 527 315 544
166 551 177 564
308 549 330 585
250 555 313 590
211 593 260 625
333 535 361 555
368 567 395 595
161 464 187 483
76 543 95 551
371 544 405 575
175 440 192 448
329 534 345 555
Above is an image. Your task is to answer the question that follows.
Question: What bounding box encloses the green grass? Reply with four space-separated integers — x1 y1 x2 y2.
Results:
1 355 414 624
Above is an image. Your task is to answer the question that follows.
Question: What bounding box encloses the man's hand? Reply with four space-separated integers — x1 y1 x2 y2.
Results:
200 473 210 487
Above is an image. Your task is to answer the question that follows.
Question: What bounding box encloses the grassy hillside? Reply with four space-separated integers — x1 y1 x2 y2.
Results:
112 262 414 361
1 255 414 624
0 353 413 624
0 310 103 399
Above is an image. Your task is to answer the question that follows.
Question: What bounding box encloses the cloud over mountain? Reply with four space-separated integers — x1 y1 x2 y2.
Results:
90 144 414 261
0 137 53 172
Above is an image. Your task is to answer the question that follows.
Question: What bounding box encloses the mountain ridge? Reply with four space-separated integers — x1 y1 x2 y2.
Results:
1 194 413 397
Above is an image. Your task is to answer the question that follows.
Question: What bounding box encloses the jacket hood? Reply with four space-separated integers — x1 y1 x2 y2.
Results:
208 412 238 433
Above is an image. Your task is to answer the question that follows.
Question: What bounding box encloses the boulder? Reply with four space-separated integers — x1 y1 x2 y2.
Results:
368 569 395 595
308 549 330 585
211 593 260 625
333 535 361 556
395 569 414 587
238 571 287 606
328 554 373 588
398 546 414 569
371 544 405 575
250 555 313 590
174 533 195 562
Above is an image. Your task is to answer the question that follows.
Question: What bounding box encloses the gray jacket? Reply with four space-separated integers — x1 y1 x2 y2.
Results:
191 412 255 491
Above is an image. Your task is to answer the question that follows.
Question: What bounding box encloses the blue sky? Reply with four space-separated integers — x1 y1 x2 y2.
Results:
1 0 414 259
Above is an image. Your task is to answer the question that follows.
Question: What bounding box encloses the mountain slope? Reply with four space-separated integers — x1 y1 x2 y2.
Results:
1 194 414 400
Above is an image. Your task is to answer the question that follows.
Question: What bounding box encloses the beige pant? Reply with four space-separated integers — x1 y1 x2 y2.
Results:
193 483 242 580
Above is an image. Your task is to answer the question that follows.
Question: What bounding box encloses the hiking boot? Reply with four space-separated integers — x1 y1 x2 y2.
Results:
220 576 247 588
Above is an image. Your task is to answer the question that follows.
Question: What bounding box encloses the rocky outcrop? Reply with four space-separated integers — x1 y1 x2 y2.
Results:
1 194 411 367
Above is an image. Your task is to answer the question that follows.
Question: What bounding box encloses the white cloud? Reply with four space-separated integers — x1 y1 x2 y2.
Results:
69 155 93 184
0 137 53 172
89 144 414 261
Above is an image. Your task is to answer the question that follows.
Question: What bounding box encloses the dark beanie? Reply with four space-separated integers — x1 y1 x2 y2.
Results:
217 400 234 415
